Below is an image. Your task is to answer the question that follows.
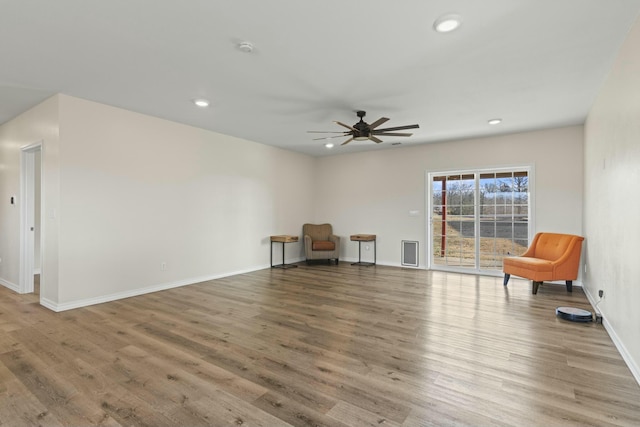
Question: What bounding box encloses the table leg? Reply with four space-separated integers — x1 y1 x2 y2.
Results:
374 239 376 265
272 241 298 269
352 240 375 266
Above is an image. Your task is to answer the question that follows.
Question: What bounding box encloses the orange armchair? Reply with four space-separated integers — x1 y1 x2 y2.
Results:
503 232 584 294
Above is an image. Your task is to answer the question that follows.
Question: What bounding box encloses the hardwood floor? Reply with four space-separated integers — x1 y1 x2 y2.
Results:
1 264 639 426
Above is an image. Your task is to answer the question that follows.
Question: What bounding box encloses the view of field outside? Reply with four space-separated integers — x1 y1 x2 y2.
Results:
431 170 529 271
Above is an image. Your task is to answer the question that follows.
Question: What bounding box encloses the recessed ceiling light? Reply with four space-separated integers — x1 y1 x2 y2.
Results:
193 98 209 108
488 118 502 125
434 14 462 33
325 142 334 149
193 99 210 108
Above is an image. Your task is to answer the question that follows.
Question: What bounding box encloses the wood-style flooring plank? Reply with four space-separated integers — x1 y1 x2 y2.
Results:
1 264 639 426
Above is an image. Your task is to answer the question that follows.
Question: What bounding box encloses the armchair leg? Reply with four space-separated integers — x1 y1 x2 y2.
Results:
532 281 542 294
503 274 510 286
566 280 573 293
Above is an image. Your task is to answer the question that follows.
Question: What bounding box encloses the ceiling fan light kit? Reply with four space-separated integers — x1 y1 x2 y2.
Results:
309 110 419 146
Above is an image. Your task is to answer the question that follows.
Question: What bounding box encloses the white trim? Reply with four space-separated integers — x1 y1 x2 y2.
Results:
39 297 59 312
425 164 535 273
39 264 273 312
0 278 20 292
19 147 35 293
339 257 419 268
19 141 43 295
601 317 640 386
583 286 640 386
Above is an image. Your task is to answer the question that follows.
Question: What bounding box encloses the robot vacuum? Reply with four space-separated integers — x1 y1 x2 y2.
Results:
556 306 593 322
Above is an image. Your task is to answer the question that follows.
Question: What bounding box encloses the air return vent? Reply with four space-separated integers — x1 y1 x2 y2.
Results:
401 240 418 267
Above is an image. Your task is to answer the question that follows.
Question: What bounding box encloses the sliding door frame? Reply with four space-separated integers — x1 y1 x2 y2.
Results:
425 164 535 276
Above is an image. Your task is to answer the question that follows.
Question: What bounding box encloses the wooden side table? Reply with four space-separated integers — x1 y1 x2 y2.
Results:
350 234 376 266
270 235 299 269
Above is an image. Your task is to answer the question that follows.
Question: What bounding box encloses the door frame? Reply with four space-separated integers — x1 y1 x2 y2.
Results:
19 141 43 294
425 164 535 274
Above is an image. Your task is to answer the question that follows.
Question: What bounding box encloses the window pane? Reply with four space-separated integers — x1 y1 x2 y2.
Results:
431 168 529 273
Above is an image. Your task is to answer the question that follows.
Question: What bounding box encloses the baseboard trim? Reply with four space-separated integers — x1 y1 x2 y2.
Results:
602 316 640 386
40 297 59 311
43 264 270 312
0 277 19 292
338 257 406 268
583 286 640 387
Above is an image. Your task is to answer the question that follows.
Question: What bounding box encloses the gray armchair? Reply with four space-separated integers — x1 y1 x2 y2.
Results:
303 223 340 264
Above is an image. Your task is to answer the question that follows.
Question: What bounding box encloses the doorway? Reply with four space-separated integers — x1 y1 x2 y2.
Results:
20 142 43 295
428 167 533 274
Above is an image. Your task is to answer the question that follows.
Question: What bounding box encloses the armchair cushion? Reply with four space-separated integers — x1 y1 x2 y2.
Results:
312 241 335 251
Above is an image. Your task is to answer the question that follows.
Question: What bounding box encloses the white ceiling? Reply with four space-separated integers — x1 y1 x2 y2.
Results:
2 1 640 157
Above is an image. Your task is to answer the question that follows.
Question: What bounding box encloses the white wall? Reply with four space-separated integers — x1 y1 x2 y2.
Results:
0 95 60 302
1 94 315 310
584 15 640 382
53 95 314 308
315 126 584 267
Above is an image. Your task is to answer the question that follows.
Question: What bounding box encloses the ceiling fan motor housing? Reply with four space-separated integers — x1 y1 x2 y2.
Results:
354 110 370 139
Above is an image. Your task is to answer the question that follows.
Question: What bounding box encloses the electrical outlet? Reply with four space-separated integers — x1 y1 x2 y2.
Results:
598 289 604 298
584 263 587 273
365 245 370 251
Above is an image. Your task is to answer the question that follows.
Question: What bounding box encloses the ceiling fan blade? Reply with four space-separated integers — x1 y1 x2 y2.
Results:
312 134 350 140
335 121 358 132
375 124 419 132
370 135 384 143
341 137 354 146
307 130 348 134
373 132 413 137
368 117 390 130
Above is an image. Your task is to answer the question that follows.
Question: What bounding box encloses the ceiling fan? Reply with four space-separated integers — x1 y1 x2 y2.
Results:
308 110 419 145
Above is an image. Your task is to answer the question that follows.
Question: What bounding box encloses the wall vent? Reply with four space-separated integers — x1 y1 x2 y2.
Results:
401 240 419 267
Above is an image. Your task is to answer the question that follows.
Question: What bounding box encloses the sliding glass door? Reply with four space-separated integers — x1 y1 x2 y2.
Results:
429 168 531 274
431 173 476 268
